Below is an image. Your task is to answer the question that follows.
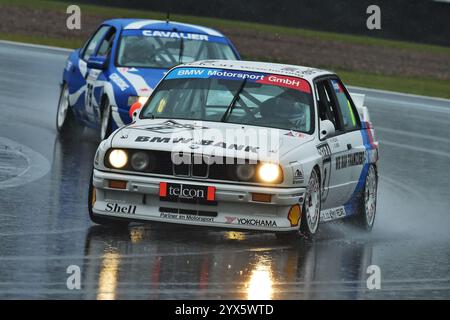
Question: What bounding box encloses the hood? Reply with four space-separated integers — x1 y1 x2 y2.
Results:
114 67 168 96
110 119 313 163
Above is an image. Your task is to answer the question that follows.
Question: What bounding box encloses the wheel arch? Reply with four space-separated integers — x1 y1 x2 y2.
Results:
100 93 109 111
371 162 379 176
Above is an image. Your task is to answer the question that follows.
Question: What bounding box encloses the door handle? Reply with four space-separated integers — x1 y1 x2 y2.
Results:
347 143 352 150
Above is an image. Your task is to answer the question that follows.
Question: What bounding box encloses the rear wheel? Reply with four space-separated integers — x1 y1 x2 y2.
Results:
56 83 77 135
88 174 129 228
100 98 113 140
353 164 378 230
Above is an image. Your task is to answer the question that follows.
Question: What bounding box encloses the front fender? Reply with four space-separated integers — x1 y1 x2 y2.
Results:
280 142 322 188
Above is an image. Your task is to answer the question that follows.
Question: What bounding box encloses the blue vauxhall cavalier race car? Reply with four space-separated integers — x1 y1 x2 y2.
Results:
56 19 240 139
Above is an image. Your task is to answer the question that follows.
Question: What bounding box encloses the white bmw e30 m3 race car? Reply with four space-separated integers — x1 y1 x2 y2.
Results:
89 60 379 238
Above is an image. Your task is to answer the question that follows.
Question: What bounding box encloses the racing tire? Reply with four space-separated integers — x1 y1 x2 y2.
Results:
100 98 113 141
352 164 378 231
56 83 77 135
276 168 322 241
299 168 321 239
88 174 129 228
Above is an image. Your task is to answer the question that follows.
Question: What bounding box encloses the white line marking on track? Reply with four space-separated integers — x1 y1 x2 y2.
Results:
381 140 450 158
377 126 450 143
0 137 50 189
379 175 424 199
349 86 450 103
0 40 72 53
364 96 450 114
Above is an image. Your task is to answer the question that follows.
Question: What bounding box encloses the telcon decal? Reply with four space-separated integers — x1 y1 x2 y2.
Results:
167 184 205 199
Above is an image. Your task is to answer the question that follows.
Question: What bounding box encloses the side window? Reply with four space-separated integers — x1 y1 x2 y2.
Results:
330 78 360 131
315 79 343 133
97 28 116 58
81 26 110 61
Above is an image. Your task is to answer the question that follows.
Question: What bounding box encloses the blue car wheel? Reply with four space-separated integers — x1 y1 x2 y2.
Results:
56 83 77 135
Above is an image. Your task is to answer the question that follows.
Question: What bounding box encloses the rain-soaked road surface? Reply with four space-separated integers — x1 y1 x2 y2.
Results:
0 41 449 299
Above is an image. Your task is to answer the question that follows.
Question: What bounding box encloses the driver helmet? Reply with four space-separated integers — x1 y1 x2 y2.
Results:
123 38 153 63
260 97 307 126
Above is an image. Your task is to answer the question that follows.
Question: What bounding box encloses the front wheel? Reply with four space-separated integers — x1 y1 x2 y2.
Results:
353 164 378 230
277 168 321 241
300 168 321 239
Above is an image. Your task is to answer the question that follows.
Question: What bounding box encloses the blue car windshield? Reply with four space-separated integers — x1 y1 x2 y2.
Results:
116 30 237 69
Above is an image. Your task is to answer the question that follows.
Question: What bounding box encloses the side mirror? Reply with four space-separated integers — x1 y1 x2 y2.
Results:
319 120 336 140
87 56 107 70
129 102 142 122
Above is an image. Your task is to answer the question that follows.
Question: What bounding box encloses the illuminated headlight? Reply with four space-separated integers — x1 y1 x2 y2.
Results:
109 149 128 168
258 163 282 183
127 96 149 107
130 151 149 171
235 164 256 181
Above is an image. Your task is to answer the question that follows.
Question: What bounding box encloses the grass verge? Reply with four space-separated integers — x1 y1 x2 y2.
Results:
339 71 450 99
2 0 450 55
0 32 80 48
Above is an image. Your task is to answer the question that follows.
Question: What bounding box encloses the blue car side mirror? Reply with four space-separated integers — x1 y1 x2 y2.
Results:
87 56 107 70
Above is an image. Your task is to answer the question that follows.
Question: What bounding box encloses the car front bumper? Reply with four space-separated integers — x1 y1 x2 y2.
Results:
92 169 306 232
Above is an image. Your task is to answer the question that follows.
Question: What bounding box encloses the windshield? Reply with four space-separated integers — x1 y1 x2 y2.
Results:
116 30 237 69
141 67 314 133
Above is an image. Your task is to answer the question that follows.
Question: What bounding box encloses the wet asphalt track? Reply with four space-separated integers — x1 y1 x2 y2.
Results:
0 41 449 299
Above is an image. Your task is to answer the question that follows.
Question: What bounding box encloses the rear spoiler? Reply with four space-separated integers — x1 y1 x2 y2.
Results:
350 93 370 122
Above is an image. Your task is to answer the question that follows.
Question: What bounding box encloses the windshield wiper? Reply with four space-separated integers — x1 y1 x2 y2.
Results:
221 78 247 122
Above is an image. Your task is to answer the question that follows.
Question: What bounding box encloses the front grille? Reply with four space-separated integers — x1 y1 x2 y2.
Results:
173 153 209 178
173 162 189 176
192 154 209 178
105 149 261 183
